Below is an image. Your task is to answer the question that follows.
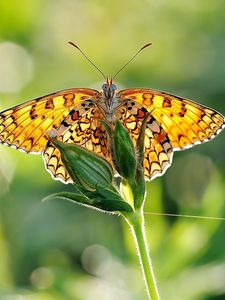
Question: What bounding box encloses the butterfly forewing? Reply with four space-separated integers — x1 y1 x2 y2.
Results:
0 88 100 153
118 88 225 150
0 88 103 183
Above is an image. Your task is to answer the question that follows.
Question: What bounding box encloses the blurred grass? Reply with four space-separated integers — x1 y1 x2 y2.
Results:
0 0 225 299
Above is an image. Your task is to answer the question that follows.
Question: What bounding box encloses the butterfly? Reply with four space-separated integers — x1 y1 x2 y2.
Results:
0 43 224 183
0 76 224 184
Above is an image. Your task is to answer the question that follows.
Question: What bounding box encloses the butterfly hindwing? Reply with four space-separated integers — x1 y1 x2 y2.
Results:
117 99 173 180
43 100 110 183
144 115 173 180
43 143 72 183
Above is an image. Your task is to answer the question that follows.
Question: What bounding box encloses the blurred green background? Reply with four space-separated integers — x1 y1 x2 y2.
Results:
0 1 225 299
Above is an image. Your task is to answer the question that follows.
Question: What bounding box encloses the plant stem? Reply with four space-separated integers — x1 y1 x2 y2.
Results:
124 210 160 300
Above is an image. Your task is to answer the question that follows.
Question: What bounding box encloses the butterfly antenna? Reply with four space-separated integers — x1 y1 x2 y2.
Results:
68 41 106 80
112 43 152 80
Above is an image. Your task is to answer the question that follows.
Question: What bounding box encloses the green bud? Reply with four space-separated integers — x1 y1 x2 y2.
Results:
121 178 135 208
134 115 148 209
52 138 113 191
111 119 136 185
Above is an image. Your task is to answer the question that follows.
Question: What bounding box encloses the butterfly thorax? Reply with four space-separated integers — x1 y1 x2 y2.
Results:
98 79 120 121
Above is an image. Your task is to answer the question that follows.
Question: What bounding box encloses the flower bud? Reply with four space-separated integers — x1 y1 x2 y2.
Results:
52 138 113 191
111 119 136 185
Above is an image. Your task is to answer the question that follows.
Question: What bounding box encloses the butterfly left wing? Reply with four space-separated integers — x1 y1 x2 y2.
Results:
0 88 99 153
117 88 225 180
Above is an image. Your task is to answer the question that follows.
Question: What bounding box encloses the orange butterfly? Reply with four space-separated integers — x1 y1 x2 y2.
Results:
0 44 224 183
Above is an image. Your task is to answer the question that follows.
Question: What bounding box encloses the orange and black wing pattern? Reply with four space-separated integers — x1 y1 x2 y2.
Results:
43 99 110 183
0 88 101 182
117 88 225 180
0 88 99 153
0 85 224 183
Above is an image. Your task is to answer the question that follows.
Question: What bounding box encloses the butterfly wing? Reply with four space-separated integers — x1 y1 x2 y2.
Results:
0 88 102 183
43 100 110 183
117 88 225 180
0 88 100 153
117 99 173 180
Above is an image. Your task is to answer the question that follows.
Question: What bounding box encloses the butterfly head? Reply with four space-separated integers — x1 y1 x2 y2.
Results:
102 78 117 100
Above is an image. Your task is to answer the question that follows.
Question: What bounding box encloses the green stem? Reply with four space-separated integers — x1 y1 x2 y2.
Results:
124 210 160 300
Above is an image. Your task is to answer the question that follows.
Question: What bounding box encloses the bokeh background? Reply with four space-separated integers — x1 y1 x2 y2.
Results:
0 1 225 299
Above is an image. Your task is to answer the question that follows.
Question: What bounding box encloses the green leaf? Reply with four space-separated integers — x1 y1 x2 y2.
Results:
42 191 133 213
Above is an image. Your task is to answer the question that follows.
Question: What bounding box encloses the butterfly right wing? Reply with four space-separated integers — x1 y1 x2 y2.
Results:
117 88 225 180
118 88 225 150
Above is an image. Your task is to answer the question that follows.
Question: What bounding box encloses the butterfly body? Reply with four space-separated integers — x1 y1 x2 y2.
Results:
96 78 121 122
0 78 224 183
